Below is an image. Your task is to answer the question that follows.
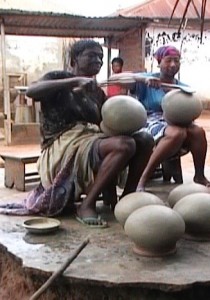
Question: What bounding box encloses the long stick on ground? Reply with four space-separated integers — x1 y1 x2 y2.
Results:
30 237 90 300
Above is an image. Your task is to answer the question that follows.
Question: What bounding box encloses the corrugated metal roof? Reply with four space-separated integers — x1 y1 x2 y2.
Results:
0 9 151 38
115 0 210 19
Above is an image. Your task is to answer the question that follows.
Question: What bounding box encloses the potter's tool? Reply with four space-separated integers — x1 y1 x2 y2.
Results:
160 82 195 94
73 74 195 94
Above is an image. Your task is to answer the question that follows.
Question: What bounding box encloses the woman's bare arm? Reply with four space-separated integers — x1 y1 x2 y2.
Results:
26 77 94 99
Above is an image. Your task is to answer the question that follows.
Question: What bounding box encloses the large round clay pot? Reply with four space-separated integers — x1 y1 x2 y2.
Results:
168 183 209 208
173 193 210 240
100 121 120 136
161 90 203 126
101 95 147 134
124 205 185 257
114 192 164 227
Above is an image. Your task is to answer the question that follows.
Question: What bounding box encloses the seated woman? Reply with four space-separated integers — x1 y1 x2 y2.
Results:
0 39 154 227
130 45 210 190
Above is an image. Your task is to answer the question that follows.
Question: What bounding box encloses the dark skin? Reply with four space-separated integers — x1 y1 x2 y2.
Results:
27 44 154 221
110 56 210 189
108 60 127 97
138 55 210 189
112 61 123 74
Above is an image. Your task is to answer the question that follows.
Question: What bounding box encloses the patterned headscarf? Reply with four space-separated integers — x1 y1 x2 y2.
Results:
154 46 181 64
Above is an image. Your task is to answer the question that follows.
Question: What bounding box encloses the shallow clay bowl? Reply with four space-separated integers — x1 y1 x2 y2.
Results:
23 217 61 234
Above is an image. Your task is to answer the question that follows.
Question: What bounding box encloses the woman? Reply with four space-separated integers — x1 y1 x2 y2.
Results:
131 45 210 190
0 39 154 227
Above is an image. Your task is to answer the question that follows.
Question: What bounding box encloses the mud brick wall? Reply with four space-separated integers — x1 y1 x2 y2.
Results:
118 27 146 73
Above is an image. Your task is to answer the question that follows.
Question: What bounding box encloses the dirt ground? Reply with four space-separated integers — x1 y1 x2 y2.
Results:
0 111 210 300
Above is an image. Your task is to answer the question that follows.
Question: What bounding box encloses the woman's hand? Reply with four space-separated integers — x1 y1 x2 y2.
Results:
73 77 96 92
144 77 162 89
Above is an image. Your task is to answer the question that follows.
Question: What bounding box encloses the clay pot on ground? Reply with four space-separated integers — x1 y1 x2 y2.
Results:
161 90 203 126
114 192 164 227
173 193 210 240
168 183 209 208
124 205 185 257
101 95 147 135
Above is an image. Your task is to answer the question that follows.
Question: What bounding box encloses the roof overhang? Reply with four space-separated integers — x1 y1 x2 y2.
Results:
0 9 151 38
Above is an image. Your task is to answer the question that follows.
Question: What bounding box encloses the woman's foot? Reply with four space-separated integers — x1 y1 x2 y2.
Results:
76 205 108 228
194 176 210 187
136 186 145 192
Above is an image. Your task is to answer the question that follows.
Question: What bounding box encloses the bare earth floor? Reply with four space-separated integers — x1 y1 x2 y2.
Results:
1 111 210 300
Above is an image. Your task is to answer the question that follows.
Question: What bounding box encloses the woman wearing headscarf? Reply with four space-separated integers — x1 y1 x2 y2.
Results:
130 45 210 190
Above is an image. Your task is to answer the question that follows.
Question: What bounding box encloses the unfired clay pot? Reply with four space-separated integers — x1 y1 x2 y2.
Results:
114 192 164 227
100 121 120 136
101 95 147 134
161 90 203 126
168 183 209 208
124 205 185 257
173 193 210 240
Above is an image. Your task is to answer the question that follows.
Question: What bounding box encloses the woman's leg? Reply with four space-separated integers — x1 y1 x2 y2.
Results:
187 125 210 186
102 132 154 205
77 136 136 219
121 131 154 197
77 132 154 218
138 126 187 190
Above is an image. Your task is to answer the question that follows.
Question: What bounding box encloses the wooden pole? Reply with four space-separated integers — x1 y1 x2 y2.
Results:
29 237 90 300
0 19 11 144
107 37 112 79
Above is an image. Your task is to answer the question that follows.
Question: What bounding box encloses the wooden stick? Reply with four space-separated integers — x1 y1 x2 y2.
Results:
29 237 90 300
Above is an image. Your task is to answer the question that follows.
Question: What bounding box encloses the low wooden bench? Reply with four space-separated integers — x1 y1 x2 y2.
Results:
0 151 41 192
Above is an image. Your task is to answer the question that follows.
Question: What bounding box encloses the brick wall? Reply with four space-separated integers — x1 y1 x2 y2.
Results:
118 27 146 72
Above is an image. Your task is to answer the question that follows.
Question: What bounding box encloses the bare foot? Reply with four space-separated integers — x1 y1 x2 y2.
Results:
76 205 108 227
76 204 98 219
136 186 145 192
136 185 145 192
194 176 210 187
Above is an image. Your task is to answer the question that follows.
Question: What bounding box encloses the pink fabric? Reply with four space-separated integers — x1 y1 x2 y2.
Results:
154 46 180 64
107 84 122 97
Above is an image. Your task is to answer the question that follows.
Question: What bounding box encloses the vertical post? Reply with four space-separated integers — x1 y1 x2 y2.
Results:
1 19 11 144
106 37 112 79
140 26 146 71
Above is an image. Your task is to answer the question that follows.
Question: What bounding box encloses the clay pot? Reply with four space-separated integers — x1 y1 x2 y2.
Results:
114 192 164 227
161 90 203 126
168 183 209 208
101 95 147 134
124 205 185 257
173 193 210 240
100 121 120 136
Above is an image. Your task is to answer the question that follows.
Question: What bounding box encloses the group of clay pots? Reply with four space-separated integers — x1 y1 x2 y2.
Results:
114 183 210 257
100 90 203 136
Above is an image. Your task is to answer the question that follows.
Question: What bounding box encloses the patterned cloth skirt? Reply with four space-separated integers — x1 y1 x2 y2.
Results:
0 123 105 216
140 112 167 143
140 112 189 158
